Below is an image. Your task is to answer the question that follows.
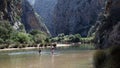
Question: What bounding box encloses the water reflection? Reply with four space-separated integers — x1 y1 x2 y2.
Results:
52 55 55 68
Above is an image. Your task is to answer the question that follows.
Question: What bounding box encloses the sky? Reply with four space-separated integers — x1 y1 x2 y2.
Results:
27 0 35 6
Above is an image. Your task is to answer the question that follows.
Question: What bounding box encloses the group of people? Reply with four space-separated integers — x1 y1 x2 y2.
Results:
38 44 57 54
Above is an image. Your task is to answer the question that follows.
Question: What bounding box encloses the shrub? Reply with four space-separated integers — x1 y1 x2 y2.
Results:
40 44 44 47
9 44 19 48
4 44 9 48
0 44 9 49
0 21 15 41
5 39 14 44
30 30 48 44
12 32 31 44
27 44 33 47
0 38 4 43
18 44 26 48
33 44 38 47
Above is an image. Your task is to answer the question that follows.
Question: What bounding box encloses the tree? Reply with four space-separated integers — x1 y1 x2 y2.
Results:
30 30 46 36
30 30 48 44
12 32 31 44
0 21 14 41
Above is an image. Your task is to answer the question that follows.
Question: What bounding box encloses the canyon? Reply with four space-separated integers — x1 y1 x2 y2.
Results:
33 0 105 36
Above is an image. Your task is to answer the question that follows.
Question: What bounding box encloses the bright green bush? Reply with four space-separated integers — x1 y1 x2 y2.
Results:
30 30 48 44
49 33 81 43
12 32 31 44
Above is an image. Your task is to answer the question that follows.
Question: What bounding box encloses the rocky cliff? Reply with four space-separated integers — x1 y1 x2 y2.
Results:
34 0 57 35
22 0 50 34
0 0 50 35
95 0 120 49
0 0 23 30
53 0 105 36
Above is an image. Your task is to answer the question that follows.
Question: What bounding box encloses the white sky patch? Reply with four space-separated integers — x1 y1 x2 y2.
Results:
27 0 35 6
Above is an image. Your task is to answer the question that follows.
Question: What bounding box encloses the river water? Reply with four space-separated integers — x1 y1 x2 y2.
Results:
0 46 94 68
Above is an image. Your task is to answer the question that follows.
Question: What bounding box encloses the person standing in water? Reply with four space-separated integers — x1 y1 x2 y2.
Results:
51 44 57 54
51 46 55 54
39 48 41 54
38 44 43 54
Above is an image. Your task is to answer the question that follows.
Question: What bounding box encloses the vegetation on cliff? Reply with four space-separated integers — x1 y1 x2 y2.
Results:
0 0 49 49
94 0 120 49
93 0 120 68
0 21 48 49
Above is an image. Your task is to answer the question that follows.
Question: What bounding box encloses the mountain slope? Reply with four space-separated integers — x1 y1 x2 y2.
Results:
95 0 120 49
22 0 50 35
0 0 22 30
53 0 105 36
34 0 57 35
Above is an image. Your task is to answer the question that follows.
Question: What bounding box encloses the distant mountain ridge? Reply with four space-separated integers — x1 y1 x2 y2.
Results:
33 0 105 36
53 0 106 36
34 0 57 35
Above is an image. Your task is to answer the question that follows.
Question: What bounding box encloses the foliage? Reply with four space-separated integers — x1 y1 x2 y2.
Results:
49 33 82 43
80 37 94 43
48 33 94 44
30 30 48 44
0 21 48 45
69 34 81 42
0 38 4 44
12 32 31 44
19 24 26 32
0 21 14 41
44 38 50 43
30 30 46 36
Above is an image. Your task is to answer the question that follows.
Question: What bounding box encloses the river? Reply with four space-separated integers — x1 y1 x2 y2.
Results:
0 46 94 68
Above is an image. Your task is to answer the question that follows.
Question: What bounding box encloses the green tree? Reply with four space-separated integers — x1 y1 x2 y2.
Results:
12 32 31 44
0 21 14 41
30 30 48 44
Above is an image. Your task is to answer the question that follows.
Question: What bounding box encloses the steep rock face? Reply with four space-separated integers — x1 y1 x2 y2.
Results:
0 0 22 30
53 0 105 36
0 0 50 35
34 0 57 35
95 0 120 49
21 0 50 35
